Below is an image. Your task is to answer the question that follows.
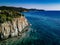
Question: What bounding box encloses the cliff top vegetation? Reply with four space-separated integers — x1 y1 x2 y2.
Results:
0 6 26 23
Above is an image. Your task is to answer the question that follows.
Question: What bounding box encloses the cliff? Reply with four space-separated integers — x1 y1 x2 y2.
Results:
0 16 29 39
0 9 29 39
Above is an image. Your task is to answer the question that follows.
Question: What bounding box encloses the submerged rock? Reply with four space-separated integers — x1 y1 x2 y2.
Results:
0 16 29 39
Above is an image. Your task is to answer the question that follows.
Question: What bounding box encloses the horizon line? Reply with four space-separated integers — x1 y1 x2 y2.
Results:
0 5 60 11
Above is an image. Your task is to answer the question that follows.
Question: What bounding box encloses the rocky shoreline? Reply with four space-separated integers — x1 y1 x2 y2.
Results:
0 6 30 40
0 25 30 41
0 26 31 45
0 16 29 39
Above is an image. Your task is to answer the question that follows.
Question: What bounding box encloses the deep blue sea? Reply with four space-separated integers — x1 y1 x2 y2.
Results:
1 11 60 45
22 11 60 45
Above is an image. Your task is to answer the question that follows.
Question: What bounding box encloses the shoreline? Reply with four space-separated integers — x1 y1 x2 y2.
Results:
0 23 31 40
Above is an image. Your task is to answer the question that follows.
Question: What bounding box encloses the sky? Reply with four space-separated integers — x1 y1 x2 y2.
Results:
0 0 60 10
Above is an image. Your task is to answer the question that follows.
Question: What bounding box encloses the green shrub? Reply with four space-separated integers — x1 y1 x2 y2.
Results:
0 10 24 23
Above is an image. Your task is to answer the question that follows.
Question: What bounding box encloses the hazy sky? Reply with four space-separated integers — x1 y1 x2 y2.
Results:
0 0 60 10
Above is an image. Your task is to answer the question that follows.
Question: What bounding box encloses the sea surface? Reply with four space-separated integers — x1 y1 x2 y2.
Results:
0 11 60 45
22 11 60 45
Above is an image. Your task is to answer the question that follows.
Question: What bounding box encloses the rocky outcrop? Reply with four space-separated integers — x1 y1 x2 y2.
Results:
0 16 29 39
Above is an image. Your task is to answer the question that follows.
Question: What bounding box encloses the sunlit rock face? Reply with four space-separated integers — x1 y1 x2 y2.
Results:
1 22 11 39
0 16 29 39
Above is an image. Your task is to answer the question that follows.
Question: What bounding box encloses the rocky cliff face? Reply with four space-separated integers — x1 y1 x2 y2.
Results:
0 16 29 39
